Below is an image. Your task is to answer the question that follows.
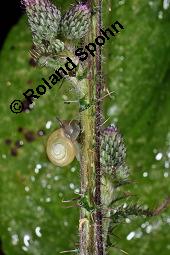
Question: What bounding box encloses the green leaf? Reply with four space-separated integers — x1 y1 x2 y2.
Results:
0 15 79 255
103 0 170 254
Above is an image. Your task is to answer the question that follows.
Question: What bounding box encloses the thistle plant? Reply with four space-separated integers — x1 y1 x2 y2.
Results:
21 0 170 254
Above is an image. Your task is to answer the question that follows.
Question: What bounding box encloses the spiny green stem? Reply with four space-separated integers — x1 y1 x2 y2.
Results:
79 1 96 254
79 0 104 254
94 0 104 254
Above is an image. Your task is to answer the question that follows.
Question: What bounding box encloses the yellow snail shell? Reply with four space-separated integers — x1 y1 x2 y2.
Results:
46 128 77 167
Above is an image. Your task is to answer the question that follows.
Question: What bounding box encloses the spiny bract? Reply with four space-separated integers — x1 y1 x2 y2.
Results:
60 3 91 40
22 0 61 43
100 124 127 176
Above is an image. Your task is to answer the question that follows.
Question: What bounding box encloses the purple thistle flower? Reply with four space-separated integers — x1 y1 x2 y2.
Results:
104 124 118 134
78 3 90 12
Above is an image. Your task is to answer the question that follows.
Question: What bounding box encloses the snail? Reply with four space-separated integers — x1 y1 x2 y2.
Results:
46 118 80 167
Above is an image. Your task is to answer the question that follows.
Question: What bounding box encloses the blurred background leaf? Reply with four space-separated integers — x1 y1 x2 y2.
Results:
0 0 170 254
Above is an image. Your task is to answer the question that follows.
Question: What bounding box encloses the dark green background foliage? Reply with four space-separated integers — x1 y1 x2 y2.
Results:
0 0 170 254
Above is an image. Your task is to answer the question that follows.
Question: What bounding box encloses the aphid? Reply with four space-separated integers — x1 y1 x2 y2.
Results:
46 119 80 167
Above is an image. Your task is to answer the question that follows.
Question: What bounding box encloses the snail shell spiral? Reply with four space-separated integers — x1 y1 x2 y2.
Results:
46 128 76 167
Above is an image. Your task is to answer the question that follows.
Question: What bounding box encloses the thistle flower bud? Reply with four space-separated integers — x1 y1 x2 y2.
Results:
22 0 61 44
60 3 91 40
100 124 126 175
